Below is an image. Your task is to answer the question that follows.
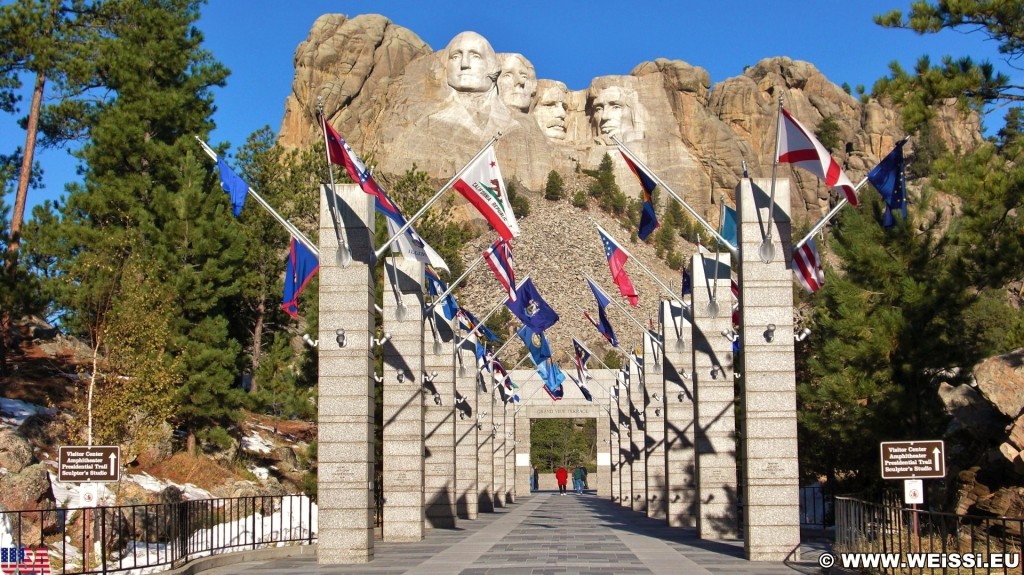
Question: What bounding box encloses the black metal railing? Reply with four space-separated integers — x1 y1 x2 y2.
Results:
1 494 316 574
835 495 1024 574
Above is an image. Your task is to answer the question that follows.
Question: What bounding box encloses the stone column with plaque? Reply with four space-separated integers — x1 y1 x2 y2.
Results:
663 299 697 527
691 251 739 539
423 307 457 529
454 337 479 520
644 328 667 520
381 257 425 542
737 177 800 560
317 184 375 564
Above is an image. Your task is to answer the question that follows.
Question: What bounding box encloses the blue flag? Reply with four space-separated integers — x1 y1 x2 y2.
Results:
281 238 319 318
867 140 907 229
457 306 498 342
619 150 660 240
506 278 560 333
681 268 692 296
426 265 458 321
517 325 551 365
585 278 618 347
216 158 248 218
538 360 565 401
721 205 738 248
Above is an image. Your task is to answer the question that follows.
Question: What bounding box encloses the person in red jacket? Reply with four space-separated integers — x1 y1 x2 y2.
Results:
555 465 569 496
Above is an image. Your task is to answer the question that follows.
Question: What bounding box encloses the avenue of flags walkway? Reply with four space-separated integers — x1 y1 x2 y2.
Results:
198 494 827 575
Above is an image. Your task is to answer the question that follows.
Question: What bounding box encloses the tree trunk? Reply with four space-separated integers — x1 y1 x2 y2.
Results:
6 72 45 271
186 431 196 455
250 300 264 393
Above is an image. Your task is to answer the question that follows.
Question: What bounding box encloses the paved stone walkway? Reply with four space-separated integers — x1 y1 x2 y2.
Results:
203 492 828 574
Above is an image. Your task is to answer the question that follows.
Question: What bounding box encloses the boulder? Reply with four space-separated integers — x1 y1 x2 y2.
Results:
974 349 1024 419
0 428 34 473
938 382 1008 440
0 463 53 512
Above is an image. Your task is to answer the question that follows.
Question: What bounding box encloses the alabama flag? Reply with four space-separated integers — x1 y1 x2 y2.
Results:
793 238 825 293
777 108 858 206
452 145 520 242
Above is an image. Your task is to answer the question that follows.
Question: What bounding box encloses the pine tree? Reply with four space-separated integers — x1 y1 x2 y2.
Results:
544 170 564 201
31 0 242 452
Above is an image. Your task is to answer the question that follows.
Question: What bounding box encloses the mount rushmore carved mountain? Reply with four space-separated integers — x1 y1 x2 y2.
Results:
274 12 983 352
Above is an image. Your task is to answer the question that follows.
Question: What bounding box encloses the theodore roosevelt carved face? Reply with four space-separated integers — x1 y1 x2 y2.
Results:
497 54 537 112
445 31 499 93
534 83 568 139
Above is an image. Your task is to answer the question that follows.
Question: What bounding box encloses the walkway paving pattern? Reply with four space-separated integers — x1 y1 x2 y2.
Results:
203 492 829 575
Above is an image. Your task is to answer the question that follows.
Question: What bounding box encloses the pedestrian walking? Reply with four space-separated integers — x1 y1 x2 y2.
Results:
531 465 538 492
555 465 568 495
572 465 585 494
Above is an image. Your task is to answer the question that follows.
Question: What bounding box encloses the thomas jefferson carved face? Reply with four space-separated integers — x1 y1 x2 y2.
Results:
534 84 568 139
445 32 499 93
497 54 537 112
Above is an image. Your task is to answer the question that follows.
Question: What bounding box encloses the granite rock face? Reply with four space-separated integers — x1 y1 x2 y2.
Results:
278 13 982 229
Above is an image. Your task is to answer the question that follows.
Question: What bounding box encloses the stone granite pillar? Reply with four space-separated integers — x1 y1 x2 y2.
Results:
617 367 632 507
381 257 425 542
514 412 531 496
477 366 495 512
492 395 506 508
317 184 375 564
737 177 800 560
454 337 479 519
423 307 457 529
609 375 620 503
691 252 739 539
644 329 667 520
595 370 613 497
629 356 647 514
506 414 516 503
663 299 696 527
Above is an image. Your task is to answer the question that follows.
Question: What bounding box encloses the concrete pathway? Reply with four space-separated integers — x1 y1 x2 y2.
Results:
201 492 827 574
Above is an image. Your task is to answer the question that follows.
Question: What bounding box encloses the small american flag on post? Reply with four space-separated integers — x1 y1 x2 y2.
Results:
1 547 52 574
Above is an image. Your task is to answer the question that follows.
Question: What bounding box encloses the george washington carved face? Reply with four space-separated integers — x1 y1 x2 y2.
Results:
445 32 499 93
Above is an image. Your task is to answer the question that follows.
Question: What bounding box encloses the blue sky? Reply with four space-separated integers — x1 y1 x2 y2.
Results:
2 0 1017 213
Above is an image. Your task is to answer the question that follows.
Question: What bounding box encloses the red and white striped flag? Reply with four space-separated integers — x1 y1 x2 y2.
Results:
793 238 825 293
1 547 51 574
777 108 858 206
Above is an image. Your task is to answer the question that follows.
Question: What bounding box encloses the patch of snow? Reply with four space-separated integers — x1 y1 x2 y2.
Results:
48 472 116 509
240 431 272 455
0 396 55 428
249 466 269 481
122 472 213 501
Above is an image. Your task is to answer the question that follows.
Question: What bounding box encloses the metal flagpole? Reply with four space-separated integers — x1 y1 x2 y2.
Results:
793 177 868 250
613 135 737 259
375 134 502 260
583 274 664 351
195 137 318 256
592 221 689 309
760 97 784 264
572 301 643 372
424 252 487 313
316 103 353 267
454 276 528 375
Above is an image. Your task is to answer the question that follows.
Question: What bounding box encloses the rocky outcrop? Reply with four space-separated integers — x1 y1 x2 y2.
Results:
943 350 1024 518
278 14 982 234
0 428 33 473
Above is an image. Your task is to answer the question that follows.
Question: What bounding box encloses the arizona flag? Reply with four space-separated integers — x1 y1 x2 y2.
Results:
483 238 516 302
619 149 660 240
452 145 520 242
777 108 858 206
793 238 825 293
281 238 319 318
597 226 639 307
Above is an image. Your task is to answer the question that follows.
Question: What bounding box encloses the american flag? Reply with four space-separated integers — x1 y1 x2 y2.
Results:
1 547 51 575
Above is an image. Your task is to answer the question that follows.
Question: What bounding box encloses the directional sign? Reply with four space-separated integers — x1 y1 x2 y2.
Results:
880 440 945 480
58 446 120 483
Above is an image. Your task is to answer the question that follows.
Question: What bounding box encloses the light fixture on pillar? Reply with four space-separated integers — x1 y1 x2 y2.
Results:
302 334 319 348
433 393 442 405
677 391 687 402
651 392 660 403
721 328 739 343
397 371 405 383
373 372 383 384
372 332 392 348
764 323 776 343
654 407 661 417
795 327 811 342
710 365 723 380
335 329 347 348
423 371 438 384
